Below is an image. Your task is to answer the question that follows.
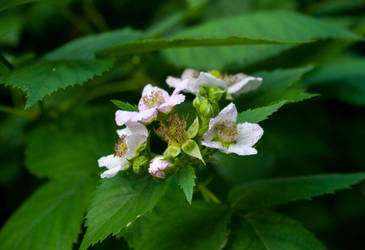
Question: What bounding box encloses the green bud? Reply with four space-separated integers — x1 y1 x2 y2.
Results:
132 155 149 175
199 99 218 118
208 86 225 102
182 139 205 165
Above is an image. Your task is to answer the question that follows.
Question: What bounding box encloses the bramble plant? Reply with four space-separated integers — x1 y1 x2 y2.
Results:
1 1 365 250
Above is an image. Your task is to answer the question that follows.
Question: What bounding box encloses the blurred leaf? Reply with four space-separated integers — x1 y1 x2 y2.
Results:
303 57 365 106
111 100 137 111
0 60 112 109
236 67 314 109
0 0 46 11
46 27 142 60
25 107 115 179
162 10 359 69
80 175 169 250
176 166 196 203
0 14 24 46
227 210 325 250
237 101 286 123
123 185 232 250
0 177 96 250
228 172 365 209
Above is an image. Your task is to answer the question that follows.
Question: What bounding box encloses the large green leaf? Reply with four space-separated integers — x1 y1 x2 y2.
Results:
80 175 169 250
236 67 314 109
237 101 286 123
162 10 359 69
303 57 365 106
46 27 142 60
228 172 365 209
25 107 115 179
227 210 325 250
0 177 96 250
176 166 196 203
0 60 112 109
123 186 232 250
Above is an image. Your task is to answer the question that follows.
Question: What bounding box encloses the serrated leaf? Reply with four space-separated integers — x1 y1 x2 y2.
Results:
80 175 169 250
228 172 365 209
236 66 314 109
26 107 115 179
176 166 196 203
111 100 138 111
0 177 96 250
237 101 286 123
303 57 365 106
0 60 112 109
162 10 359 69
227 210 325 250
45 27 142 60
123 186 232 250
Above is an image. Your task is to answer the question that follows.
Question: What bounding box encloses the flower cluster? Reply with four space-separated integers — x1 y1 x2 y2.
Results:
98 69 264 179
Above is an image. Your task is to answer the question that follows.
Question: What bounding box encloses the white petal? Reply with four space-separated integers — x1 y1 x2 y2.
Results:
202 129 214 143
208 102 237 130
227 144 257 156
166 76 181 89
116 128 129 138
98 154 124 169
138 84 170 111
115 110 138 126
196 72 227 89
125 134 147 159
201 140 226 151
125 122 148 137
100 165 122 178
136 108 158 123
158 94 185 113
228 77 262 95
181 68 199 80
236 122 264 147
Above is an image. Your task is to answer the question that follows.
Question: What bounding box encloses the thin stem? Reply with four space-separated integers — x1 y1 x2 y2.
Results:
198 184 221 204
0 54 14 70
57 3 95 35
0 104 37 119
82 0 109 32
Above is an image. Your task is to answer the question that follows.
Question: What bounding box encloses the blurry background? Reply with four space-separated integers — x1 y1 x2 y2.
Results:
0 0 365 249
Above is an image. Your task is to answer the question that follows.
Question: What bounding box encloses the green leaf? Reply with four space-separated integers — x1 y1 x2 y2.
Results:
26 107 115 179
0 60 112 109
176 166 196 203
45 27 142 60
187 117 199 139
0 0 47 11
237 101 286 123
111 100 138 111
236 66 314 109
0 177 96 250
228 210 325 250
80 175 169 250
303 57 365 106
162 10 359 69
228 172 365 209
124 187 232 250
182 139 205 164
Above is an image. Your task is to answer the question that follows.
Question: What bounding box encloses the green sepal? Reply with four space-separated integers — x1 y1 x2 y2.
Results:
208 86 226 102
132 155 150 175
187 117 199 139
163 144 181 158
182 139 205 165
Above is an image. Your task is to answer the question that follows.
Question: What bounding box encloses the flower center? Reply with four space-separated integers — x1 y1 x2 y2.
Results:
114 135 128 157
156 113 187 145
212 121 238 146
142 90 165 109
209 69 222 79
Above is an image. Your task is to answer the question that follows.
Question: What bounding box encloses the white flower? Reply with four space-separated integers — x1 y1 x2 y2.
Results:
202 103 263 156
166 69 262 96
98 122 148 178
148 156 172 178
166 69 227 94
115 84 185 126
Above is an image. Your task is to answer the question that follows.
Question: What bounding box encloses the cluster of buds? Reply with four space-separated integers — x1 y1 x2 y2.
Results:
98 69 264 179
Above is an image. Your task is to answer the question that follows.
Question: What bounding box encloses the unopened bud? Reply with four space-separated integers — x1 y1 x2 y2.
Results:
208 86 225 102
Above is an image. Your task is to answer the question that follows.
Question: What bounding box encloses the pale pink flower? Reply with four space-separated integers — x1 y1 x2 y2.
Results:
98 122 148 178
115 84 185 126
148 156 172 178
202 103 263 156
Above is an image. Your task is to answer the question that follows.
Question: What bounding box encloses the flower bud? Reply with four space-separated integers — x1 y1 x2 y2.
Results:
148 156 173 178
193 96 219 119
208 86 225 102
132 155 149 175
